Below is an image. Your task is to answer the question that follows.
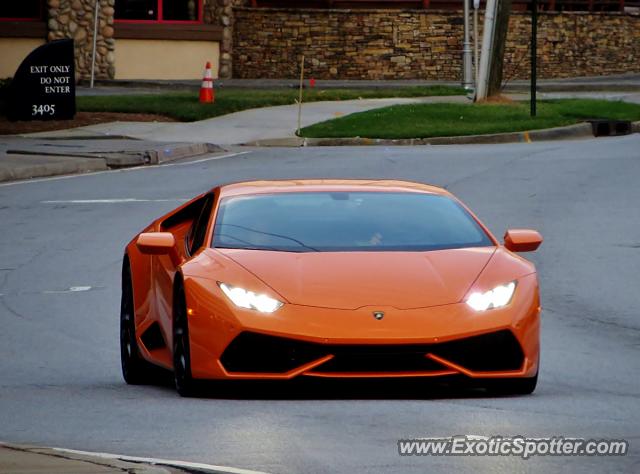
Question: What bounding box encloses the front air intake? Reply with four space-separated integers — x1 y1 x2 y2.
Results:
220 330 524 375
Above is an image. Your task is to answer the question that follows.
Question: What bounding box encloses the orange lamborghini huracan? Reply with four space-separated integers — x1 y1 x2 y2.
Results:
120 180 543 396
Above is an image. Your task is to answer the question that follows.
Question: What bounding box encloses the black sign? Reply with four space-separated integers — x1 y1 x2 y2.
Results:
7 39 76 121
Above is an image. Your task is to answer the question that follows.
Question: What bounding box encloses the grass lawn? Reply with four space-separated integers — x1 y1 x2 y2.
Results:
76 86 466 122
299 99 640 139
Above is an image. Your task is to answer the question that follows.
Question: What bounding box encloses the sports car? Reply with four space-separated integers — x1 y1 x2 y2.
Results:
120 180 542 396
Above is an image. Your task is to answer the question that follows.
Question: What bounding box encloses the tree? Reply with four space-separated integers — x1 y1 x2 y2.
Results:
487 0 513 97
475 0 513 100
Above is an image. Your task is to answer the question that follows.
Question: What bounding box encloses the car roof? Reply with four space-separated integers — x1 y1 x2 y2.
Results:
216 180 449 198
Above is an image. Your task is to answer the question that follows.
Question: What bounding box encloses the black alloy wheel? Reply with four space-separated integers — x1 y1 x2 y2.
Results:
120 259 158 384
173 281 199 397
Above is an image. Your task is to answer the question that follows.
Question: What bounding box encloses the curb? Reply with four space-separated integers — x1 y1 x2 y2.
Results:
526 122 594 142
6 142 222 168
0 142 226 183
244 122 622 147
246 137 307 147
0 442 270 474
0 443 170 474
0 155 108 182
503 84 640 93
149 143 222 165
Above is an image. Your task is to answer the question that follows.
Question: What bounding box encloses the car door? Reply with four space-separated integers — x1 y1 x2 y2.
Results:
152 193 215 349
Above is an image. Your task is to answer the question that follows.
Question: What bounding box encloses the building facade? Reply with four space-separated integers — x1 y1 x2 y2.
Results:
1 0 639 81
0 0 234 80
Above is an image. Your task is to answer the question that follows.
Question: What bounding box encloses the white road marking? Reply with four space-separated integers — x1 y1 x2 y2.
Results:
41 198 187 204
159 151 250 167
0 151 251 188
43 286 93 294
50 447 272 474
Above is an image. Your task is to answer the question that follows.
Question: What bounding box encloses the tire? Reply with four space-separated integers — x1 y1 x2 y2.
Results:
486 371 538 396
173 280 200 397
120 258 159 384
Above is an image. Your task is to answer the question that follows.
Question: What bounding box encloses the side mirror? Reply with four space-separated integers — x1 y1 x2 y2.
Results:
136 232 176 255
504 229 543 252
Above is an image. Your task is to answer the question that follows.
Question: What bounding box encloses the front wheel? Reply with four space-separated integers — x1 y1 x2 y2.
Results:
120 259 159 384
173 282 200 397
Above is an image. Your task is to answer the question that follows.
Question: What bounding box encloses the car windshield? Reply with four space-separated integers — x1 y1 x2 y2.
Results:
212 191 493 252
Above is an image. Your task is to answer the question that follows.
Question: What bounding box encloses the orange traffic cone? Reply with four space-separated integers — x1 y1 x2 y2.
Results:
199 62 214 104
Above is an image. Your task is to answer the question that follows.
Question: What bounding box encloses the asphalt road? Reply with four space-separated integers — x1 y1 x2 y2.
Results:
0 137 639 473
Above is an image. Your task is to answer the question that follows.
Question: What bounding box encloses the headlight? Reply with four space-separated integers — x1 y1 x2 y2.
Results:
466 281 516 311
218 282 283 313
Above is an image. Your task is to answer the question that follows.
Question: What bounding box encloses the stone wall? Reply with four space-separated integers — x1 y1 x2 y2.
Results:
46 0 116 80
204 0 248 78
233 7 640 80
504 12 640 80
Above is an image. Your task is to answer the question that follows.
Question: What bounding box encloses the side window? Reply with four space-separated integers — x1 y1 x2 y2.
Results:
188 194 214 255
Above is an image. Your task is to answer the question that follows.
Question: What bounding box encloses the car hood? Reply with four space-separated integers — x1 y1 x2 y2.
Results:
216 247 496 310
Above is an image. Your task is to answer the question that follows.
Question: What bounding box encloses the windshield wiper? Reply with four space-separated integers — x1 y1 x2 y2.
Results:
216 224 319 252
214 233 311 253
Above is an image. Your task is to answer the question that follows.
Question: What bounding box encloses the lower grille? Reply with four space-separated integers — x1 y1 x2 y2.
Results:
220 332 327 373
431 330 524 371
316 351 446 373
220 330 524 374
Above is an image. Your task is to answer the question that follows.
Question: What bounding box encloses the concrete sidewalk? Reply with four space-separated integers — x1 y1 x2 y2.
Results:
0 444 174 473
37 96 472 145
0 443 269 474
35 91 640 146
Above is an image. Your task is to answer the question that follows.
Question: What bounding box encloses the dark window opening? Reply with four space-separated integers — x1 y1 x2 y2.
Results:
0 1 42 20
189 194 214 255
115 0 158 21
161 196 206 231
163 0 197 21
115 0 201 22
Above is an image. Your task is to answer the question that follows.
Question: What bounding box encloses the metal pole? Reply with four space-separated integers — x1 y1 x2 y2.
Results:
90 0 100 88
462 0 473 89
296 55 305 136
473 1 479 88
531 0 537 116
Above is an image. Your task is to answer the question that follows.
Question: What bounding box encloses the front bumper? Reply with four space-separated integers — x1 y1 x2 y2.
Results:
218 329 526 379
185 273 540 380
